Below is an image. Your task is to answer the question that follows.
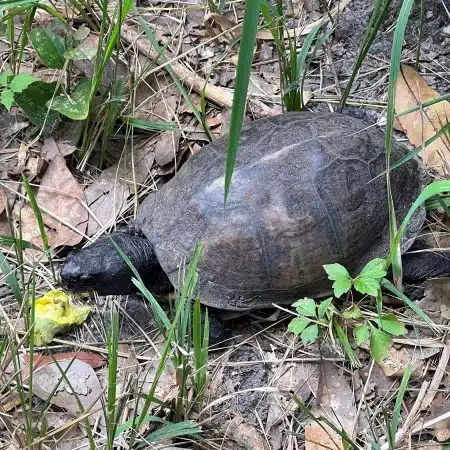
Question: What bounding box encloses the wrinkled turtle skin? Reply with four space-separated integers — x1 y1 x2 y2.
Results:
131 111 424 310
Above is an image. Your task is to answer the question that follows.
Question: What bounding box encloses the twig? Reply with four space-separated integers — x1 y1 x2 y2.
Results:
121 25 280 118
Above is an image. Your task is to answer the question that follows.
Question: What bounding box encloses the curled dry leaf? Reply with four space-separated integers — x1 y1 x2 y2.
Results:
395 64 450 176
19 154 87 249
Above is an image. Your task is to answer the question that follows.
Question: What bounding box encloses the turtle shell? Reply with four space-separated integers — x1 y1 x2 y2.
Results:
136 112 423 310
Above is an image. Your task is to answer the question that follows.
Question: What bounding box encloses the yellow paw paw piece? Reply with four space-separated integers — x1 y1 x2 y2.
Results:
33 290 91 346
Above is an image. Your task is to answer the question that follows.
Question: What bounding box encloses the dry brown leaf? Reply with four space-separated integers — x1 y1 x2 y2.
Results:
23 351 106 372
223 416 269 450
19 155 87 249
84 166 130 236
395 64 450 176
378 345 440 377
31 358 104 426
305 361 357 450
429 395 450 441
42 137 77 162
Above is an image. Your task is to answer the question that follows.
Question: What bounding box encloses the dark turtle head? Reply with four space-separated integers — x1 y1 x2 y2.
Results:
60 232 173 296
60 234 137 295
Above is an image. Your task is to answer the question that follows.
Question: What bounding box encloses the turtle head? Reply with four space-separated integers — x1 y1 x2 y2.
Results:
60 233 137 295
60 232 173 296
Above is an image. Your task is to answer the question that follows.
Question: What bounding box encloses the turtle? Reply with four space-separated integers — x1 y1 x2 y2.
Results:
60 111 450 311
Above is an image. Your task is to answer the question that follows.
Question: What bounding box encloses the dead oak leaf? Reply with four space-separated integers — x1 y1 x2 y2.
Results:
395 64 450 176
20 155 87 249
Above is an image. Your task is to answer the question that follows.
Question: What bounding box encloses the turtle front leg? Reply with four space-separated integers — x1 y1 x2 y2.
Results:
60 232 173 296
402 250 450 283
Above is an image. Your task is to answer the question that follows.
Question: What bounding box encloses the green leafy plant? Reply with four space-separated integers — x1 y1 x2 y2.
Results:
288 297 333 345
287 258 408 364
324 258 387 298
0 70 39 110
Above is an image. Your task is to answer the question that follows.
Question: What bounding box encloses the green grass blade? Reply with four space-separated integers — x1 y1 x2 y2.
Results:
381 279 434 325
384 0 414 283
387 180 450 265
22 173 55 279
388 365 412 448
339 0 392 109
391 122 450 170
135 11 213 141
106 312 120 449
121 116 180 132
332 318 360 368
0 249 22 303
108 236 170 330
224 0 260 203
0 0 37 11
395 92 450 118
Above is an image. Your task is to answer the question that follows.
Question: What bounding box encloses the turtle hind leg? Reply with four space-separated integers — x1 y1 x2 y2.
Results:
402 250 450 283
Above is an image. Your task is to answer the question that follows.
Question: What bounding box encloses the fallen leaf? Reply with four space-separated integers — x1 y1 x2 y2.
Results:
0 392 21 413
416 277 450 325
42 137 77 162
31 358 104 426
266 361 319 448
395 64 450 176
19 154 88 249
223 416 269 450
378 345 440 377
305 361 357 450
84 165 130 236
23 351 106 371
429 395 450 441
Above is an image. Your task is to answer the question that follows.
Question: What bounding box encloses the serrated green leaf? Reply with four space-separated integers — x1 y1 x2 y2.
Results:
323 263 352 297
333 277 353 298
288 317 310 335
292 297 316 317
323 263 351 280
359 258 387 279
1 89 14 110
318 297 333 320
0 70 13 86
380 313 407 336
301 324 319 345
354 276 381 297
354 323 369 345
48 79 90 120
9 73 39 93
30 27 66 69
343 305 362 319
14 81 59 127
370 326 392 363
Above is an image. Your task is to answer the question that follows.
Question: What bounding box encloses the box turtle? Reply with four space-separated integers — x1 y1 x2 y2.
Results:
61 112 450 310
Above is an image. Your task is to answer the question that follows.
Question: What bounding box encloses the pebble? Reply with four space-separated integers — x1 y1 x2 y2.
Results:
443 25 450 36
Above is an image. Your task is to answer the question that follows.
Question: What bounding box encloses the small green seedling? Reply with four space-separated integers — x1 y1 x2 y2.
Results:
287 257 407 364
